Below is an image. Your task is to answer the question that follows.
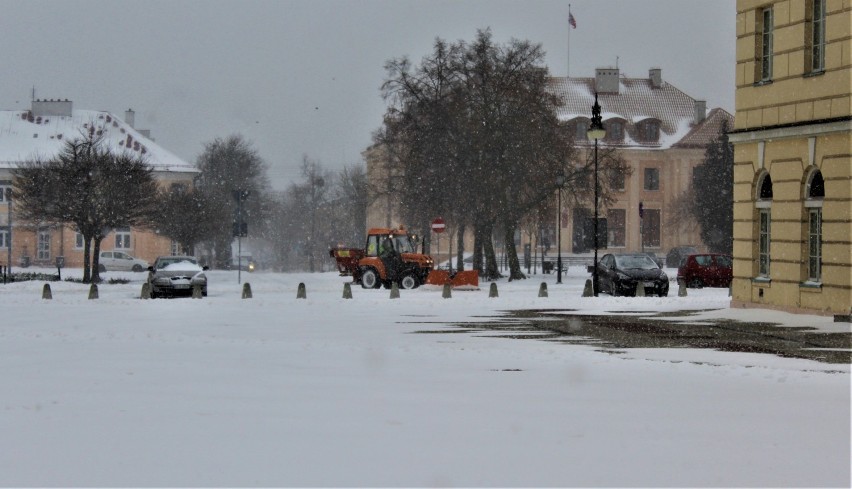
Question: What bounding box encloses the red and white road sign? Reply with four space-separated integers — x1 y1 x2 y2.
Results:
431 217 446 233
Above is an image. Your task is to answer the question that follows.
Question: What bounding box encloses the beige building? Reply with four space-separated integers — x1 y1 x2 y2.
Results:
0 100 199 270
366 68 733 263
730 0 851 315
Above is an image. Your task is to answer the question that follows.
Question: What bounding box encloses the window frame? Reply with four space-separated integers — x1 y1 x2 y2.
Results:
809 0 826 73
607 208 626 248
807 208 822 282
0 182 11 203
643 168 660 191
758 209 771 277
0 227 8 249
114 227 131 250
37 229 51 261
758 6 774 83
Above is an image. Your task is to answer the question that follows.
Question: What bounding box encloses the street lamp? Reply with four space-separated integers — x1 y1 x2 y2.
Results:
588 93 606 296
556 168 566 284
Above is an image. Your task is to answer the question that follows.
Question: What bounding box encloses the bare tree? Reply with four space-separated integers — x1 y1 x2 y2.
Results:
13 135 159 282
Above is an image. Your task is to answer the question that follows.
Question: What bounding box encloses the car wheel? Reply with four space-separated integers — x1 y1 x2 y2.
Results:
132 264 143 272
98 264 106 273
688 278 703 289
361 268 380 289
399 273 419 290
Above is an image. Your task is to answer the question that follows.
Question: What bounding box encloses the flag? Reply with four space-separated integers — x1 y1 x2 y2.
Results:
569 12 577 29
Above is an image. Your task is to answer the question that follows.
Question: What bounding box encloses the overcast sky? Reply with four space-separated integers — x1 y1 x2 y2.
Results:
0 0 735 190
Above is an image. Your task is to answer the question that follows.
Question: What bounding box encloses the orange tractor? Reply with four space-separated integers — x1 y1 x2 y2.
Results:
330 227 479 290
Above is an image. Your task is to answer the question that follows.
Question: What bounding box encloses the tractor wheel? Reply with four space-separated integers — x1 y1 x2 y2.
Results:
399 273 419 290
360 268 381 289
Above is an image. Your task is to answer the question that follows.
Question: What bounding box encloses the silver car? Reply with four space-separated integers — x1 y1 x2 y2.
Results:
99 251 149 272
147 256 208 298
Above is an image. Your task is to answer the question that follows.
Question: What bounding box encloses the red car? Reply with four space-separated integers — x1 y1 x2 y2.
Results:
677 253 733 288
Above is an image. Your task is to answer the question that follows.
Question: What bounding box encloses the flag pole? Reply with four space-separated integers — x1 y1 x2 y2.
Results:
567 4 571 78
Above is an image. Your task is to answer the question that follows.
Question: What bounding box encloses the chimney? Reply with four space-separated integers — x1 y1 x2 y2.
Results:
595 68 620 94
694 100 707 124
31 98 73 117
125 109 135 128
649 68 662 89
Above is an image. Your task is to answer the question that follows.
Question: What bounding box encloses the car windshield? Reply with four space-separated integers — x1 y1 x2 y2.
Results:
156 257 199 269
615 255 658 270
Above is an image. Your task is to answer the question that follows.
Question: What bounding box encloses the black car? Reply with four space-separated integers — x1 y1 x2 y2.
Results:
594 253 669 297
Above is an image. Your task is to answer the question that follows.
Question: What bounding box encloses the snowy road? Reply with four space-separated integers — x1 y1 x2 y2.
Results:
1 268 849 486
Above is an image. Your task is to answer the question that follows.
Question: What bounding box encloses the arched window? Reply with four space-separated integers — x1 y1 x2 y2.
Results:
755 172 772 277
805 169 824 282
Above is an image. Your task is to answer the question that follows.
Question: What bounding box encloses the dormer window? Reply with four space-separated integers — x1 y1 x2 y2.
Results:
574 120 589 141
606 121 623 142
640 120 659 142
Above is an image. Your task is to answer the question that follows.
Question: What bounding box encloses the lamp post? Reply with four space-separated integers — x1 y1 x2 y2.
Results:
556 168 566 284
587 93 606 296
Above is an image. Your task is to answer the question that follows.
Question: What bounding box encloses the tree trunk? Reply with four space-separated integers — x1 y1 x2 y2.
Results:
91 236 104 283
472 223 484 275
455 223 466 271
483 223 500 280
504 223 525 281
82 237 92 283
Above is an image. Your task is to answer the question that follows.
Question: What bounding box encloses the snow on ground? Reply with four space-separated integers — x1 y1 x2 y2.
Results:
1 266 849 487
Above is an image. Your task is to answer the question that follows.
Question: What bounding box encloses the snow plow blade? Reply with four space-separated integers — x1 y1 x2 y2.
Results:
424 270 480 290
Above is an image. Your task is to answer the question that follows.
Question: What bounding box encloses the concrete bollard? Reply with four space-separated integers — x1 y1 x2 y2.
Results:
42 283 52 300
677 278 687 297
635 281 646 297
192 284 204 299
389 281 400 299
140 282 151 299
538 282 548 298
297 282 306 299
343 282 353 299
582 279 594 297
241 282 252 299
88 283 99 300
489 282 498 298
442 283 452 299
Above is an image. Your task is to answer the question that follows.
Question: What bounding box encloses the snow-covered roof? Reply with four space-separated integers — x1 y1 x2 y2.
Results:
0 107 198 174
547 75 729 150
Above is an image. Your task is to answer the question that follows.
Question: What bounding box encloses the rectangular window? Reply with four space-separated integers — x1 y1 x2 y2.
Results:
808 209 821 281
114 227 131 249
608 168 625 191
644 168 660 191
575 121 587 141
758 209 771 276
811 0 826 72
642 209 661 248
37 229 51 261
759 7 774 81
607 209 626 247
75 232 84 249
0 183 11 203
0 228 8 248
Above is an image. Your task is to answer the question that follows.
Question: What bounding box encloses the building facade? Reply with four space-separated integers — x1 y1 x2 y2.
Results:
366 68 733 263
730 0 851 315
0 99 199 270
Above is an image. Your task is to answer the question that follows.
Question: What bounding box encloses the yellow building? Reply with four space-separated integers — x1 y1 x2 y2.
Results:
0 100 199 270
730 0 851 315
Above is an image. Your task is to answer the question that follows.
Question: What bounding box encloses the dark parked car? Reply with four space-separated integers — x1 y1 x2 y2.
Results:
666 246 699 268
147 256 209 298
594 253 669 297
677 253 733 288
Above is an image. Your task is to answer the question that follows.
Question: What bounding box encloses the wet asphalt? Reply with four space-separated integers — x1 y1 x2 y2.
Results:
412 309 852 365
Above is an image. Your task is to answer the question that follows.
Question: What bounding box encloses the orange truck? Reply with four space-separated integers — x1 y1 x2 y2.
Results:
330 227 479 290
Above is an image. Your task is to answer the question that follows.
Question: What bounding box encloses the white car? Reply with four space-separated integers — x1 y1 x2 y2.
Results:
98 251 149 272
148 256 209 298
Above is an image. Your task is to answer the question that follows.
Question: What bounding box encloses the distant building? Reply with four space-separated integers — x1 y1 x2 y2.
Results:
550 68 733 257
365 68 733 262
0 99 199 269
729 0 851 316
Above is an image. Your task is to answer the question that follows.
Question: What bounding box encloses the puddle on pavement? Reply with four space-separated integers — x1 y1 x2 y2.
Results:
411 309 852 365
